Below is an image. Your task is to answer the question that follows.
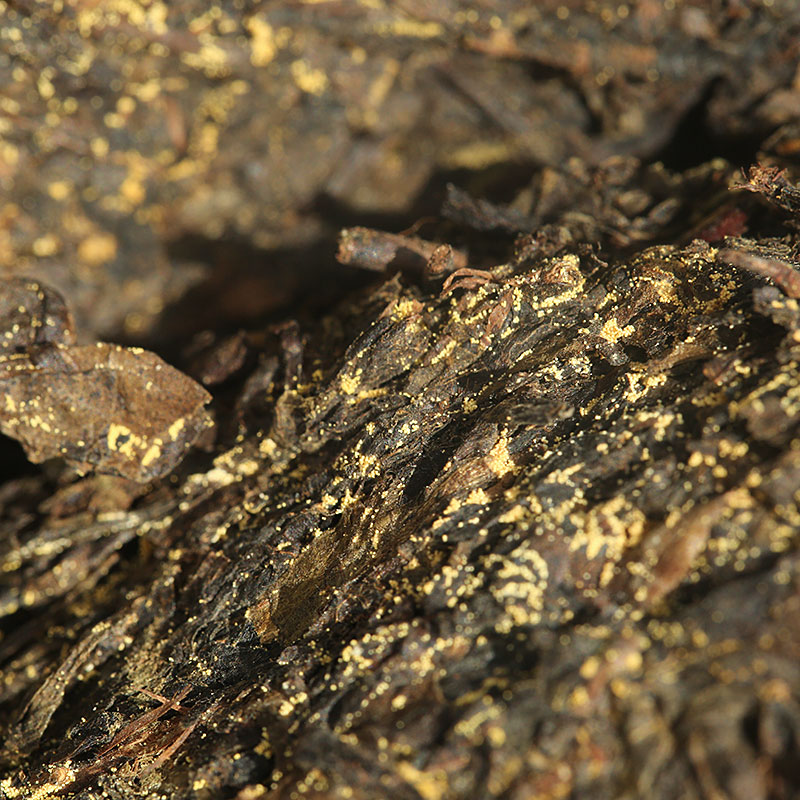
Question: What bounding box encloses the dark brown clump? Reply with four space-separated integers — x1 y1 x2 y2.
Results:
2 4 800 800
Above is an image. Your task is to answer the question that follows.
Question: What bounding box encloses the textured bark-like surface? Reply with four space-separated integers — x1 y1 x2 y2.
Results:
2 165 800 798
2 3 800 800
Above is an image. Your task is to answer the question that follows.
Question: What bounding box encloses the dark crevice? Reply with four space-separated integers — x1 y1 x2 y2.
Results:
653 80 770 170
151 160 538 364
0 435 40 486
148 233 377 365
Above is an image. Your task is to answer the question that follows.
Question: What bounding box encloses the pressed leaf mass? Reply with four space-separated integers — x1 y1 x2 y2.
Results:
2 2 800 798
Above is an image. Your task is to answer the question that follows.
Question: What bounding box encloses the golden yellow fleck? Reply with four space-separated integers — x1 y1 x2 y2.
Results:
103 112 125 129
395 761 448 800
391 296 421 319
190 122 220 159
290 59 329 96
133 79 161 103
47 180 72 201
32 234 60 257
610 677 631 698
90 137 109 159
77 232 118 266
760 678 791 703
168 417 185 440
486 432 516 478
340 369 362 395
391 694 407 710
119 161 148 206
624 370 667 403
254 730 272 758
567 685 590 709
465 488 490 505
623 650 643 673
117 96 136 115
442 141 515 171
486 724 506 747
107 423 138 457
374 18 444 38
141 443 162 468
203 467 237 487
259 437 279 458
246 15 278 66
181 41 231 78
431 338 458 365
0 142 19 166
237 459 260 476
599 317 635 343
145 1 169 34
580 656 601 679
166 159 201 181
37 72 55 100
278 700 294 717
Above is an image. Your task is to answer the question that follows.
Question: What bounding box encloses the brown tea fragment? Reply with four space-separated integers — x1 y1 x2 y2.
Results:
0 343 212 482
0 279 75 353
0 277 212 481
189 330 249 386
442 182 533 232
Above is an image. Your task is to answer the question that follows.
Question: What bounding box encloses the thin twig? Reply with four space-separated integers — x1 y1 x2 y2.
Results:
718 248 800 299
97 685 192 757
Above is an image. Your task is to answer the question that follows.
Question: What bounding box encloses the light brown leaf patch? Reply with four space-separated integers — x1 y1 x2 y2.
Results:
0 278 212 481
0 343 212 481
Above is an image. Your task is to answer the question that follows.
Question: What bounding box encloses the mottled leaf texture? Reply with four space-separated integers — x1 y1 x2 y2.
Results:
0 343 212 482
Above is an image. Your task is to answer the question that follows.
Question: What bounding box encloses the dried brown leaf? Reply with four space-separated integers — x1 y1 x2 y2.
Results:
0 343 212 482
